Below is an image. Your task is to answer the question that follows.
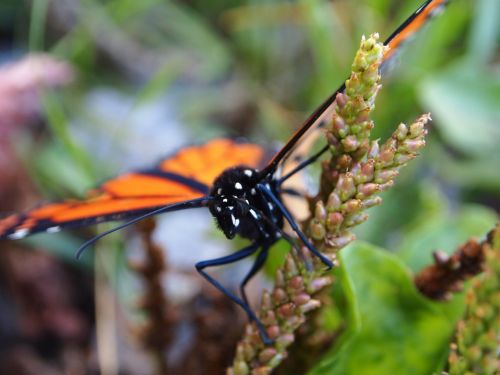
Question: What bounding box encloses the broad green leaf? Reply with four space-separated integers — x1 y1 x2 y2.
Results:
467 0 500 64
419 60 500 156
398 205 498 273
308 242 462 375
27 142 95 198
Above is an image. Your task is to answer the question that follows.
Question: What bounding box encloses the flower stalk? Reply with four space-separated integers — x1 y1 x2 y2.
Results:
228 33 430 374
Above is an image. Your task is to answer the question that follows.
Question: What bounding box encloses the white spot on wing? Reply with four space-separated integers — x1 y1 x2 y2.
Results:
217 188 222 194
8 228 30 240
244 170 253 177
47 226 61 234
235 182 243 190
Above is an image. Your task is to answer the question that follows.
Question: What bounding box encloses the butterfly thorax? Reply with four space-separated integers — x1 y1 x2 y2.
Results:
208 166 283 242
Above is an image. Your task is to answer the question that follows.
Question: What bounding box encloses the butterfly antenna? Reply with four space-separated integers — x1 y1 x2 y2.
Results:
75 197 210 259
278 144 329 185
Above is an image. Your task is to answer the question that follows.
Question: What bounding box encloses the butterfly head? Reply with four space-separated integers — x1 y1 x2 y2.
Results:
208 166 260 240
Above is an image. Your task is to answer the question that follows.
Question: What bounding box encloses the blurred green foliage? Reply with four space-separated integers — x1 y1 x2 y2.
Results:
7 0 496 234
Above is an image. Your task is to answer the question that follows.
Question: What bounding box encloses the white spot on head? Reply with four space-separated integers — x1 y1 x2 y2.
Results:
231 214 240 227
228 206 234 211
216 206 222 212
235 182 243 190
47 226 61 234
244 169 253 177
223 198 228 203
8 228 30 240
251 188 256 195
217 188 222 194
249 209 259 219
276 232 282 238
268 202 274 210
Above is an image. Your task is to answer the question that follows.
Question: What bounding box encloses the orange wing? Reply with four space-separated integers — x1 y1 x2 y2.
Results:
384 0 449 61
0 139 265 240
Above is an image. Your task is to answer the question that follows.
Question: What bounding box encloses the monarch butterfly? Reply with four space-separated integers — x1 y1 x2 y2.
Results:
0 0 449 343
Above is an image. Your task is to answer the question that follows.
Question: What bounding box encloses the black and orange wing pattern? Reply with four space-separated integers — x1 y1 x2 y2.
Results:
0 139 265 240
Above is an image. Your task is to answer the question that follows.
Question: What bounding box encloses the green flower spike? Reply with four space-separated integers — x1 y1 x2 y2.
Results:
228 33 430 375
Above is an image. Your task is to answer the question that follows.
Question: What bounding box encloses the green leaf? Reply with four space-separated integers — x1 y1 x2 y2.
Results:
28 142 95 198
419 60 500 157
308 242 462 375
28 0 49 51
467 0 500 64
133 61 183 106
41 90 96 183
397 205 498 273
426 142 500 191
21 232 93 269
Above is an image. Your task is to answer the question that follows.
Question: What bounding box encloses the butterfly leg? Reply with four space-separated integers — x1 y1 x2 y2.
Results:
240 245 270 306
257 184 334 269
195 243 273 344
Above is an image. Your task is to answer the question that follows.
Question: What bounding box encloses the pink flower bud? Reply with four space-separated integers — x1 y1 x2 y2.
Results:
341 135 359 152
293 293 311 306
394 123 408 140
315 201 327 221
288 276 304 290
327 192 342 211
374 169 398 184
326 212 344 232
309 276 333 293
258 348 278 364
335 173 356 201
357 183 379 198
299 299 321 313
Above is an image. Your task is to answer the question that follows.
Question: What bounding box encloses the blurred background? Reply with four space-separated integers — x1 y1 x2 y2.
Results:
0 0 498 374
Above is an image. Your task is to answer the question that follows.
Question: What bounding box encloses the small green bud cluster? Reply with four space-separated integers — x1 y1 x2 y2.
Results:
448 225 500 374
